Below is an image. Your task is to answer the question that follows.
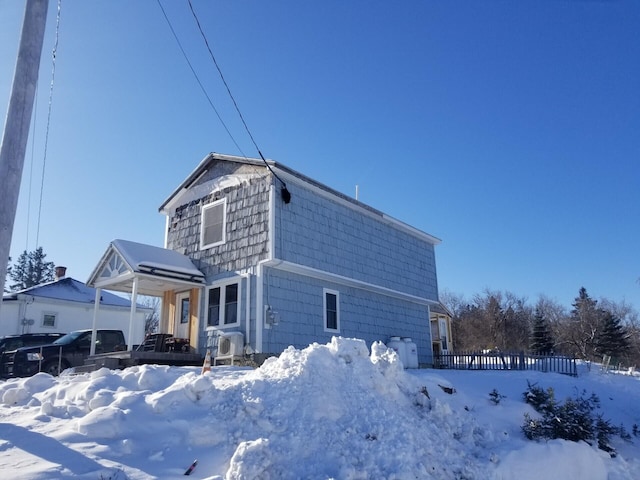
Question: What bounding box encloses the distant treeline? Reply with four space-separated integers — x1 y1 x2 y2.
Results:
442 287 639 368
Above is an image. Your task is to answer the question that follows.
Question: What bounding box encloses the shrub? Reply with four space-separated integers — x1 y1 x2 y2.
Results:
521 383 626 456
489 388 505 405
522 381 555 413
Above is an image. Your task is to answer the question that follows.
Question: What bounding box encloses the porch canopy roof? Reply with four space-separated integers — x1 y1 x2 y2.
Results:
87 239 205 296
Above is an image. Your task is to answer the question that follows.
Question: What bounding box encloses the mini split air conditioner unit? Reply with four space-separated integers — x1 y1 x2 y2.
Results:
216 332 244 358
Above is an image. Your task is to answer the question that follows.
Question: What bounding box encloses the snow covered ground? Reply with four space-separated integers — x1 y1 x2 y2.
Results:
0 337 639 479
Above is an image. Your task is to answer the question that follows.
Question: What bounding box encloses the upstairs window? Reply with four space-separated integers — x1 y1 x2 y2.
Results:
323 289 340 332
200 198 226 249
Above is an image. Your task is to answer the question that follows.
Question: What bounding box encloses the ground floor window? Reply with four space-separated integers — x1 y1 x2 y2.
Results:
323 289 340 332
207 280 240 327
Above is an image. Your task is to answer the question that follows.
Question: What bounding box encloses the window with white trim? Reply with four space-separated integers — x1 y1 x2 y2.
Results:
323 289 340 332
42 313 57 328
200 198 226 249
207 280 240 327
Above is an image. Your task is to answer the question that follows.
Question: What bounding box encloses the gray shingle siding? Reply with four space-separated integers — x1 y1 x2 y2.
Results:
275 181 438 300
166 162 271 280
261 268 433 365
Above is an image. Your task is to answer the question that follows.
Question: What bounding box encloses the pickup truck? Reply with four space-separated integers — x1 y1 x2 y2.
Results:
2 329 126 377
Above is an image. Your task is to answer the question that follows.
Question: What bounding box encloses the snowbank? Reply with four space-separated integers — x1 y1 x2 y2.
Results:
0 337 639 479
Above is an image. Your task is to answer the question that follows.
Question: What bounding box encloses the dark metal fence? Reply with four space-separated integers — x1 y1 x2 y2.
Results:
434 351 577 376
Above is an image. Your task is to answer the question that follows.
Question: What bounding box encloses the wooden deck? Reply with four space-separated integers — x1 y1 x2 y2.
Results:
79 350 204 372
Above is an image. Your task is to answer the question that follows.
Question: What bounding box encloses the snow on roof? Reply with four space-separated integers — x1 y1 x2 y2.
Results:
161 173 261 214
159 152 441 245
111 239 203 279
2 277 138 308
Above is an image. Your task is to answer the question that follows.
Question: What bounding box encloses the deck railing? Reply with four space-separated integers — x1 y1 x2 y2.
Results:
434 351 577 376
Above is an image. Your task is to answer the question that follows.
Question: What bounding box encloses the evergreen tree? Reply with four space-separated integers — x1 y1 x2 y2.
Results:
567 287 602 360
530 307 554 354
596 311 630 360
9 247 55 291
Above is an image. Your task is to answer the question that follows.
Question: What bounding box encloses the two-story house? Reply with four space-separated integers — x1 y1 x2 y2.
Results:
87 153 442 366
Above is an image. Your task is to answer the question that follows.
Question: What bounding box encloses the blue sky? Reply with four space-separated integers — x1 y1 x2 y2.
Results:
1 0 639 310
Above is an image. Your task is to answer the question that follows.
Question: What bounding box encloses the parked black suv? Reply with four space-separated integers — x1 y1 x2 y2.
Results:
0 333 66 378
0 333 65 354
2 329 126 377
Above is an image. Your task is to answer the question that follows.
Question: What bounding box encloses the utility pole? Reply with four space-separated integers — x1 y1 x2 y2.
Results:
0 0 49 311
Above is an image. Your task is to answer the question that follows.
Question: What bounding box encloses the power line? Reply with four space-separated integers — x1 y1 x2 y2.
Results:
186 0 289 197
155 1 278 204
35 0 62 247
155 0 247 157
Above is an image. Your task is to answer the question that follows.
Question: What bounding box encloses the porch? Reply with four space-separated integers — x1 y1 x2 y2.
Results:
86 239 206 356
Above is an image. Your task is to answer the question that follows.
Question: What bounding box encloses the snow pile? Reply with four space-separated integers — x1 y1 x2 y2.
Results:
0 337 639 479
209 338 489 479
495 439 608 480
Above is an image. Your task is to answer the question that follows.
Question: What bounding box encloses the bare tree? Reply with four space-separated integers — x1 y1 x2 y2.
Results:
535 295 569 354
443 289 532 351
439 289 466 318
443 286 639 366
132 295 161 336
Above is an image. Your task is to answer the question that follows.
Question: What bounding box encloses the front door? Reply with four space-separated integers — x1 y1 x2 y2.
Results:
174 292 190 340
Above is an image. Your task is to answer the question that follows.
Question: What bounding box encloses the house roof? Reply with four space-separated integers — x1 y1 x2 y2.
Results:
430 302 454 317
86 239 205 296
159 152 441 245
2 277 143 309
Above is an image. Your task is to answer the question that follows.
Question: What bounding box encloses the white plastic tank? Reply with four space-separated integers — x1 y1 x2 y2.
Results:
403 337 419 369
386 336 407 367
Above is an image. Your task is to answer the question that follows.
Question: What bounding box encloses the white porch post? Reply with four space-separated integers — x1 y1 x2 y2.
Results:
90 287 101 356
244 272 251 349
256 263 263 354
128 276 139 351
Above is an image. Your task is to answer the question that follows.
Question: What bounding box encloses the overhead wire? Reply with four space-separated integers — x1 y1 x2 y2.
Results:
35 0 62 247
155 0 247 158
155 0 279 221
185 0 290 196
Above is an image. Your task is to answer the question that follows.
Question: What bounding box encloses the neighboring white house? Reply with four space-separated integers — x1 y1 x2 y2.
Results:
0 267 151 346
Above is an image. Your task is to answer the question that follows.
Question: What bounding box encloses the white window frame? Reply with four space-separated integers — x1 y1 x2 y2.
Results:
207 278 241 329
42 312 57 328
177 292 190 324
323 288 340 333
439 318 449 351
200 198 227 250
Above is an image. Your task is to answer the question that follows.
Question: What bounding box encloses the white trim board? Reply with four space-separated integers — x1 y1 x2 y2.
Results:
260 258 438 307
273 167 441 246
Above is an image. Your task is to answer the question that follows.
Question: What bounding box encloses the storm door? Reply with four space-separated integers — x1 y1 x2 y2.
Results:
174 291 191 339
